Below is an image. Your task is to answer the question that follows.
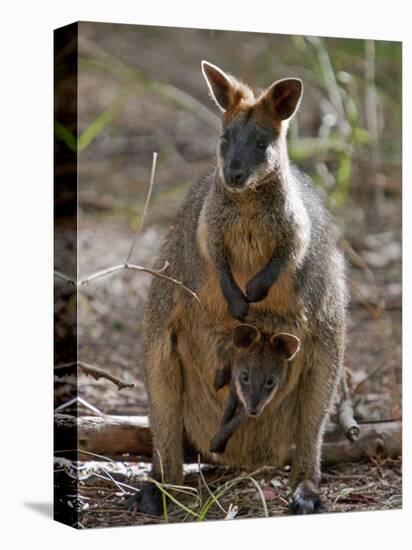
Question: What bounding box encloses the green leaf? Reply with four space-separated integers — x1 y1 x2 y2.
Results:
54 121 77 152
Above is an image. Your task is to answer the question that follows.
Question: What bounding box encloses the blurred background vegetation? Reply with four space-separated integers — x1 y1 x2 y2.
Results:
56 23 402 223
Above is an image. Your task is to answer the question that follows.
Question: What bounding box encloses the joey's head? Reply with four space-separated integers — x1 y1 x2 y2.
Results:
201 61 303 193
231 324 300 417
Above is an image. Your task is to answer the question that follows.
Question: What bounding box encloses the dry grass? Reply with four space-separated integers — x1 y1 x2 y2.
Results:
54 456 402 529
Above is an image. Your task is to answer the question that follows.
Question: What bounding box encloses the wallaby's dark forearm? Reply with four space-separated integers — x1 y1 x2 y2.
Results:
216 252 249 321
246 245 290 303
221 388 239 424
210 404 247 454
214 365 232 391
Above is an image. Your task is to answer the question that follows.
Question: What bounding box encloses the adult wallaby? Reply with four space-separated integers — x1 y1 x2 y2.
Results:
211 324 301 454
130 61 347 516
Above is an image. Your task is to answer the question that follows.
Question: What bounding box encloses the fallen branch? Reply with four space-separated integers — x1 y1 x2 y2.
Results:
55 415 151 456
55 361 134 390
54 414 401 466
320 420 401 465
338 370 360 442
338 400 360 442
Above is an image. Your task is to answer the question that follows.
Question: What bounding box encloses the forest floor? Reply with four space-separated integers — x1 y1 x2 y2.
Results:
55 457 402 528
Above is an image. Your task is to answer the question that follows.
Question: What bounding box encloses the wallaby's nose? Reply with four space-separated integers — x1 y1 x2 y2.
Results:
226 161 244 187
228 169 243 186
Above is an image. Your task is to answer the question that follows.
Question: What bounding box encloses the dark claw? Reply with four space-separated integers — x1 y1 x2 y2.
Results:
210 434 227 454
228 294 249 321
290 491 325 515
128 482 164 516
246 276 271 303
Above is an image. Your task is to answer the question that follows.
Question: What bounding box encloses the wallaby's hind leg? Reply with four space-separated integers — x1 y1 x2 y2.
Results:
129 331 184 516
289 333 343 514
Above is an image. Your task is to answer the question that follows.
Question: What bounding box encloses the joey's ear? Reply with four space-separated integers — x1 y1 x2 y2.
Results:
232 324 261 349
201 60 250 112
264 78 303 121
270 333 301 361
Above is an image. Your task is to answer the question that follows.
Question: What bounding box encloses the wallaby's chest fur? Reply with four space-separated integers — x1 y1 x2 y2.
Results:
225 213 276 272
196 177 307 318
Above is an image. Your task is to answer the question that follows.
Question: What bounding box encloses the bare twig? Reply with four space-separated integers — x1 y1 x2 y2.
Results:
80 261 201 306
54 396 103 416
78 361 134 390
126 152 158 264
55 361 134 390
54 270 76 287
127 263 202 308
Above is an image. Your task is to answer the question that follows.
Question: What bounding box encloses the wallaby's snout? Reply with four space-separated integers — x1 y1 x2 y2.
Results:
225 160 244 188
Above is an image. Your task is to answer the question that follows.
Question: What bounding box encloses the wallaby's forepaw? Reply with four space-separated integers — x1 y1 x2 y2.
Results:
245 275 272 303
290 482 325 515
228 294 249 321
214 365 231 392
210 434 227 454
128 482 164 516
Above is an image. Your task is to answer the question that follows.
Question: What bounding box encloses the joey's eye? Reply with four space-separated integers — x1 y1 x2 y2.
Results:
240 370 249 384
265 377 275 389
220 133 229 144
256 141 267 151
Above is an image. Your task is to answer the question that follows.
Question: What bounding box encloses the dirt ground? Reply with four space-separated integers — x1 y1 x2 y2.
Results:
54 457 401 528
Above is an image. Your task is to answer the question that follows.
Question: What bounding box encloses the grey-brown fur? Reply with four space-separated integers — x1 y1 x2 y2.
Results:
130 61 347 517
210 325 300 454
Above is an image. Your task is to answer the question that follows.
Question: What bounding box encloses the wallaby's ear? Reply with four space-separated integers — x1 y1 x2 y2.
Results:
264 78 303 121
232 324 261 349
270 333 301 361
201 60 250 112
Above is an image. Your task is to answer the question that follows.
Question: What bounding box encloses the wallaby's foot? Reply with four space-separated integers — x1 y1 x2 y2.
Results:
228 293 249 321
128 482 164 516
290 481 325 515
245 274 272 303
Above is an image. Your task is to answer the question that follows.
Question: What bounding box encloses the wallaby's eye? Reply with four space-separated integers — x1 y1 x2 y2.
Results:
240 370 249 384
266 376 275 389
256 141 267 151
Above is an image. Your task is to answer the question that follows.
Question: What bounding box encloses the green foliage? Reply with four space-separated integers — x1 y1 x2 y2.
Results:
55 88 130 153
56 32 401 211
